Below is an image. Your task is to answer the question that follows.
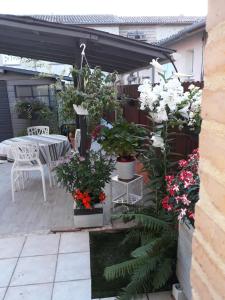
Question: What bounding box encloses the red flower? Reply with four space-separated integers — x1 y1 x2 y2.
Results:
99 192 106 202
188 211 195 219
73 189 83 200
162 196 173 211
179 159 188 168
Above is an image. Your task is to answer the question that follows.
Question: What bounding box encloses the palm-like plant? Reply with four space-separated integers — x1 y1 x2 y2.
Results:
104 208 177 300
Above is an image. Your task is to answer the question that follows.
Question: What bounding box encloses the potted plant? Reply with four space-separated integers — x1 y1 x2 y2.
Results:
15 99 53 120
161 148 199 300
96 120 146 180
59 65 120 125
55 150 115 228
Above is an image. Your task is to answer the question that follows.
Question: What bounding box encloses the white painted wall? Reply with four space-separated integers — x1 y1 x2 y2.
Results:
168 32 205 81
155 25 187 41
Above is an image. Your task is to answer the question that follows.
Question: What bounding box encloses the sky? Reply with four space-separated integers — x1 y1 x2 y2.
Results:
0 0 207 16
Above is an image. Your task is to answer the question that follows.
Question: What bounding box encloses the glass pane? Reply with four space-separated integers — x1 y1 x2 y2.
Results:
35 96 50 106
16 86 32 97
32 85 49 96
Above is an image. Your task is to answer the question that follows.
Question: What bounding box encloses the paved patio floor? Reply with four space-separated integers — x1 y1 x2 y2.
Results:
0 232 91 300
0 163 112 237
0 163 172 300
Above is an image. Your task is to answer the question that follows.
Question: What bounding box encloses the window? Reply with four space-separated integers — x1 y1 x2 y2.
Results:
127 31 147 41
185 49 194 75
15 85 50 106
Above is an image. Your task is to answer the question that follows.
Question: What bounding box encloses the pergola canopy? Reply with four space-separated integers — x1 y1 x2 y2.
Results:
0 15 175 73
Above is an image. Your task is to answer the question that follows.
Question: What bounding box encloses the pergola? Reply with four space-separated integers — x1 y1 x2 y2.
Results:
0 14 175 155
0 15 174 73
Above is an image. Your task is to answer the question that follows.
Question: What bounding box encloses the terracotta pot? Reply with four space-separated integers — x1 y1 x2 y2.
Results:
135 160 149 183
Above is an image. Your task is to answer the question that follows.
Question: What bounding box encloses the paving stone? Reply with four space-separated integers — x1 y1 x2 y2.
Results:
0 258 17 287
55 252 90 282
53 279 91 300
10 255 57 286
59 232 90 253
21 234 60 257
4 283 52 300
0 237 25 259
0 287 6 299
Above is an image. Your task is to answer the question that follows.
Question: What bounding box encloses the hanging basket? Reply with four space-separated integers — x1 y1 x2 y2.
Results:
73 104 89 116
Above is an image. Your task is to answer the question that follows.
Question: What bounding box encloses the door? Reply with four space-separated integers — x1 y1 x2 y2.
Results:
0 80 13 142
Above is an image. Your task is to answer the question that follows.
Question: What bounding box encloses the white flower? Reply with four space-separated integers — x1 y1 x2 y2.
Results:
178 104 190 119
151 134 165 150
188 84 195 90
151 109 168 123
150 58 164 72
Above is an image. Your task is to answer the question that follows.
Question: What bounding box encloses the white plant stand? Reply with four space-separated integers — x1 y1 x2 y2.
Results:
110 174 143 210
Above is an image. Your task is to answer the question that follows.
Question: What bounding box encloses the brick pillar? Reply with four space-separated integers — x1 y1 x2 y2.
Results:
191 1 225 299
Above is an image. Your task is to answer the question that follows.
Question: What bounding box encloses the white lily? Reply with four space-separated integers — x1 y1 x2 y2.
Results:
150 58 164 72
178 104 190 119
151 134 165 150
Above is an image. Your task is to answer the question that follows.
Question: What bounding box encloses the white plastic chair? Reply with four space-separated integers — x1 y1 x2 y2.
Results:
27 126 49 135
11 142 47 202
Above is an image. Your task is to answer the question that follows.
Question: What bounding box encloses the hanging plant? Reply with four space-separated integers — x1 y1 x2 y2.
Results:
59 65 121 130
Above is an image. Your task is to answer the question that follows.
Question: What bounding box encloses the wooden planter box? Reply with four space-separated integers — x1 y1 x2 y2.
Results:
176 222 194 300
73 204 103 228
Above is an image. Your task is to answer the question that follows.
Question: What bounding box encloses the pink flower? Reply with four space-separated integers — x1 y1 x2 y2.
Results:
165 175 174 184
179 159 188 168
179 170 193 181
175 194 191 206
178 208 187 221
169 184 179 196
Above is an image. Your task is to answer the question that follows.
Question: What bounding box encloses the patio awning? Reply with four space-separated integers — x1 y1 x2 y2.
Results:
0 15 175 73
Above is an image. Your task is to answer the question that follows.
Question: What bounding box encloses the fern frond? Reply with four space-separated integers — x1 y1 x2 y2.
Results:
104 255 149 281
131 238 162 258
152 258 173 290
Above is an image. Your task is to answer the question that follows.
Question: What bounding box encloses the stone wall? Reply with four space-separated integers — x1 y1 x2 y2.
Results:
190 1 225 299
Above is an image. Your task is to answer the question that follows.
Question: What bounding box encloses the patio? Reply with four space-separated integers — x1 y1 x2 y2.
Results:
0 162 116 237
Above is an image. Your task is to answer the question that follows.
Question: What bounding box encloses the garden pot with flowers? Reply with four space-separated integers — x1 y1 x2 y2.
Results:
55 150 115 228
161 148 199 300
95 120 146 180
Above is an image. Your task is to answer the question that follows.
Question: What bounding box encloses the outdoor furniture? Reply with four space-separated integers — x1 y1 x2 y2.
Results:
11 142 47 202
27 126 49 135
0 134 71 187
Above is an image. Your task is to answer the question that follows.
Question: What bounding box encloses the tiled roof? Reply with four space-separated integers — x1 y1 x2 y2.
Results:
30 14 205 25
156 19 206 45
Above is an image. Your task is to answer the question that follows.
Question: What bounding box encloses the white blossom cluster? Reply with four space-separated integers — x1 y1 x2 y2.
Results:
138 75 201 128
138 59 202 150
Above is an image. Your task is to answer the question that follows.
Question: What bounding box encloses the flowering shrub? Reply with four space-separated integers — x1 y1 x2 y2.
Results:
162 149 199 225
138 76 202 134
55 151 115 209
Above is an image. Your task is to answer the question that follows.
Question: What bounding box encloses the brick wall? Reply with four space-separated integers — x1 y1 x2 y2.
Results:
190 1 225 299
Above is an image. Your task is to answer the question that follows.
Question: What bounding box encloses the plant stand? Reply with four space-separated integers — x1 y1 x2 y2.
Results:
73 203 103 228
110 174 143 210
